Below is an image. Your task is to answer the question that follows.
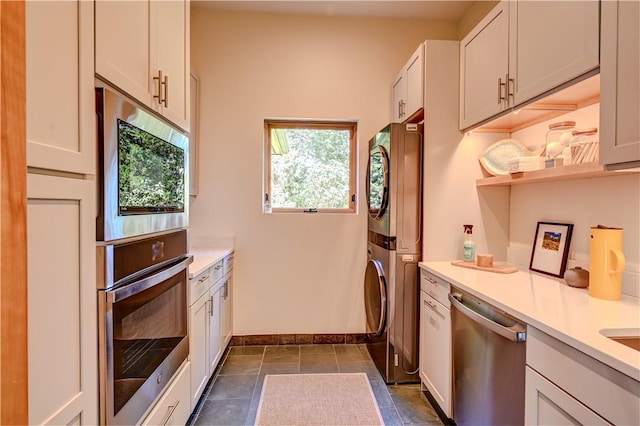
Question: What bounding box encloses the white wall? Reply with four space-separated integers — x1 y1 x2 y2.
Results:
190 7 457 334
509 104 640 297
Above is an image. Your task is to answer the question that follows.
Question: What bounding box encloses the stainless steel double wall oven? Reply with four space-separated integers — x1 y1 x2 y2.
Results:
96 86 191 425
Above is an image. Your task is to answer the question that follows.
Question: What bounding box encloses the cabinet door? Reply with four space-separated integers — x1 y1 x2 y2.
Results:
404 44 424 121
95 0 152 108
459 0 509 130
392 72 405 123
151 0 189 131
222 274 233 348
600 0 640 168
509 0 599 106
26 0 94 174
419 292 452 417
208 285 223 374
27 174 97 425
189 293 210 410
525 367 610 425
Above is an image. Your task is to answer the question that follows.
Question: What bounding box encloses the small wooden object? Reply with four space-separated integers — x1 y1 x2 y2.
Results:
476 254 494 268
451 260 518 274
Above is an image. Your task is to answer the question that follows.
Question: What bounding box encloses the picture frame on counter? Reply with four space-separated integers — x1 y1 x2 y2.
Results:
529 221 574 278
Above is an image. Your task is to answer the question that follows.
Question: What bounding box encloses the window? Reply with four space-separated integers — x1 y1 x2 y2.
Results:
264 119 357 213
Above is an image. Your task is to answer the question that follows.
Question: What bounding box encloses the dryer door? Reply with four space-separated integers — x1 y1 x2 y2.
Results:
366 144 389 220
364 259 387 336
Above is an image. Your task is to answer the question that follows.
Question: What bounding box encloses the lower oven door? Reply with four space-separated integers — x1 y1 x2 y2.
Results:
99 256 191 425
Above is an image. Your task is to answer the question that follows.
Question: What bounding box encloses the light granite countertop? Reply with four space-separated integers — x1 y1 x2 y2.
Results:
188 247 234 279
420 261 640 381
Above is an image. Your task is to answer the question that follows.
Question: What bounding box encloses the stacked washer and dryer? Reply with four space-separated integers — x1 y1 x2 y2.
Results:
364 122 423 384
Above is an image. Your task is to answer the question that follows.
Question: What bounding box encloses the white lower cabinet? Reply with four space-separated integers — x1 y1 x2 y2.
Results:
525 327 639 426
525 366 609 425
207 283 223 374
27 174 97 425
188 254 234 410
141 361 191 426
419 270 452 418
189 290 210 409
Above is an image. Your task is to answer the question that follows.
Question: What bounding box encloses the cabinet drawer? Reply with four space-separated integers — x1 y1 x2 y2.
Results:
189 268 211 306
420 270 451 308
141 361 191 426
211 259 224 284
526 327 639 425
223 253 234 276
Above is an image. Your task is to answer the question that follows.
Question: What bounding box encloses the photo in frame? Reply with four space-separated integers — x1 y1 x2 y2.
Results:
529 221 574 278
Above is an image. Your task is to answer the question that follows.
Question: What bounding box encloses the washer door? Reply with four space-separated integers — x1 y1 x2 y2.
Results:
364 259 387 336
366 145 389 219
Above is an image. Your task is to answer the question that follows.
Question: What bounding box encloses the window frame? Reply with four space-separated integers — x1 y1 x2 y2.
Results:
264 119 358 214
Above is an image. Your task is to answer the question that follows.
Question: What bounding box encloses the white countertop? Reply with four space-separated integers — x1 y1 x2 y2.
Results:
189 247 234 279
420 261 640 381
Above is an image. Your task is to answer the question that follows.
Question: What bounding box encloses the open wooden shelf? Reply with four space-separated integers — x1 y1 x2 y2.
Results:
476 162 639 187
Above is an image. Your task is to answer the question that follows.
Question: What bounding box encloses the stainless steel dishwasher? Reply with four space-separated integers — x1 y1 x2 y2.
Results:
449 289 526 426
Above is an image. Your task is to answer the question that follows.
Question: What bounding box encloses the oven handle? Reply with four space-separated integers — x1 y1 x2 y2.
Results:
108 255 193 303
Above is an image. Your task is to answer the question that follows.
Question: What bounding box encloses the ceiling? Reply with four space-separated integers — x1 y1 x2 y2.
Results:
192 1 476 21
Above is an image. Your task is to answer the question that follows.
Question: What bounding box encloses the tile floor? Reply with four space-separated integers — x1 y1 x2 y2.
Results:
188 344 443 425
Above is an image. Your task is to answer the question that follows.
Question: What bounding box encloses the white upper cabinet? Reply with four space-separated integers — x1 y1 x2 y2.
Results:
459 1 509 130
26 0 94 174
599 0 640 169
460 0 600 131
509 1 599 106
95 0 190 132
392 43 424 123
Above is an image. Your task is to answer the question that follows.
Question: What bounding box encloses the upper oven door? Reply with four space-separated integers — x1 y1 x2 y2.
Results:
95 85 189 241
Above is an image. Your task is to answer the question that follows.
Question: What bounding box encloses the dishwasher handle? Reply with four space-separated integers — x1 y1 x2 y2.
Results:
449 293 526 342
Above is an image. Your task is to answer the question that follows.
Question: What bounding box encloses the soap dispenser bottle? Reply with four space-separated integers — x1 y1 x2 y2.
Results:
463 224 475 262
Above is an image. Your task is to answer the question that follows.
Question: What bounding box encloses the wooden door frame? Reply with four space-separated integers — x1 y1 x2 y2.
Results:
0 1 28 424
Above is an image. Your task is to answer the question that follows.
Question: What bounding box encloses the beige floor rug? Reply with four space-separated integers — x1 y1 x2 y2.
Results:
254 373 384 425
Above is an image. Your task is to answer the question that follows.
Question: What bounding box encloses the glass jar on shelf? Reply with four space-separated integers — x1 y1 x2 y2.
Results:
545 121 576 160
568 128 598 164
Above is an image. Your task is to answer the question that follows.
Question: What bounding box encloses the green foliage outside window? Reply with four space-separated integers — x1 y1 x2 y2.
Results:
118 120 185 212
271 128 351 209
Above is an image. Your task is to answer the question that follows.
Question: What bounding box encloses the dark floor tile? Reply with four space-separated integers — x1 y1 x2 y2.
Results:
313 333 345 344
229 335 244 346
278 334 296 345
299 352 339 373
337 359 380 376
244 334 278 345
246 407 258 426
388 384 443 425
218 355 262 375
295 334 313 344
207 374 258 400
299 344 334 354
369 379 396 409
194 398 252 425
335 344 369 361
346 333 367 344
228 345 265 356
262 345 299 363
259 362 300 375
379 405 404 426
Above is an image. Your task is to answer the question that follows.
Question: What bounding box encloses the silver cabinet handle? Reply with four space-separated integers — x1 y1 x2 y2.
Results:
214 264 222 271
161 400 180 426
208 295 213 316
498 76 506 105
424 276 437 285
162 74 169 107
423 299 438 311
449 293 526 342
198 274 209 283
507 72 514 104
153 70 163 105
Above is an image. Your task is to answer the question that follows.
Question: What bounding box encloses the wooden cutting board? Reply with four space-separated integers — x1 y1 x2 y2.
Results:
451 260 518 274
